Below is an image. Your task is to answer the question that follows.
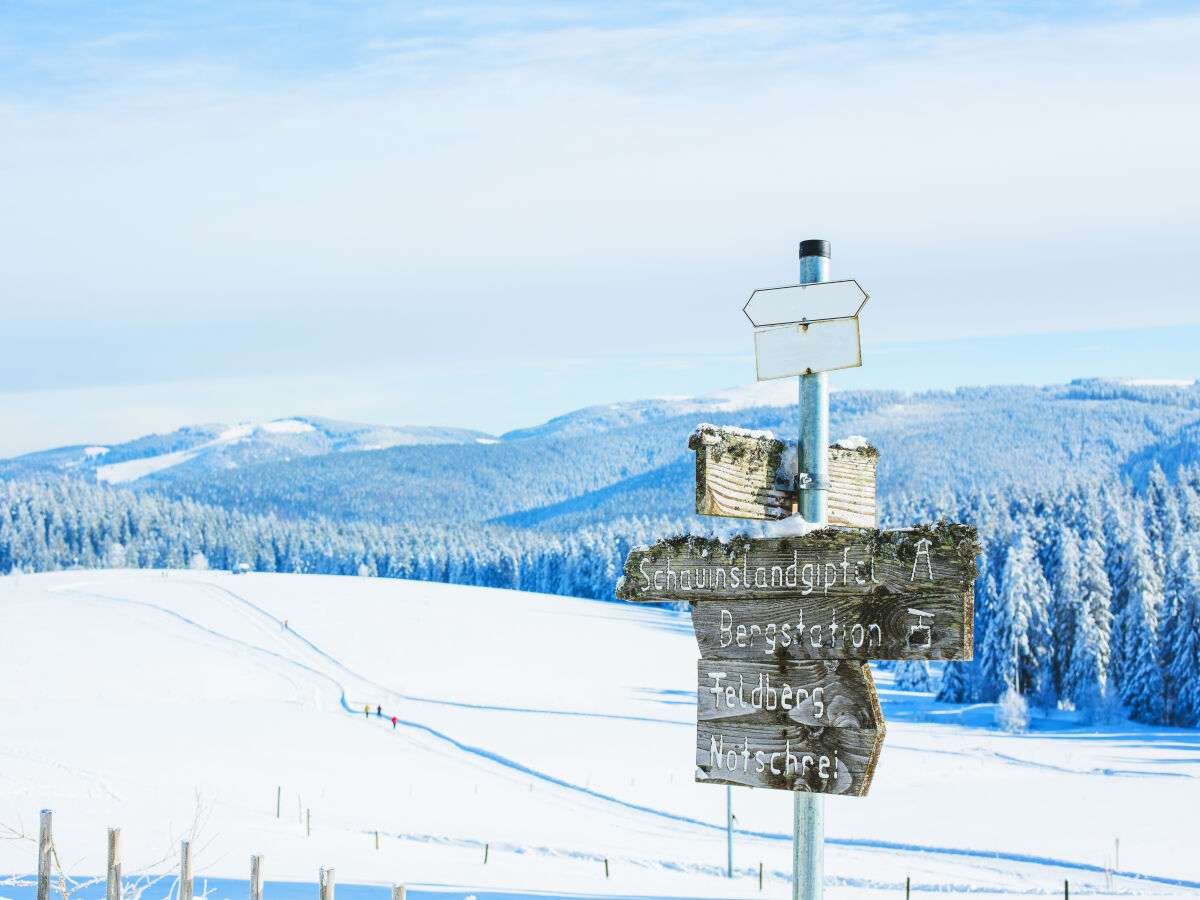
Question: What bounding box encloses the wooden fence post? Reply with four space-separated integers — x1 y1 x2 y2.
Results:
37 810 52 900
318 868 334 900
391 886 405 900
374 831 379 850
180 841 193 900
306 810 311 837
276 788 281 819
250 856 263 900
107 828 122 900
1064 879 1069 900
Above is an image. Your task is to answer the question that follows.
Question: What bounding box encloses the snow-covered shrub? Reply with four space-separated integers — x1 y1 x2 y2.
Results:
189 551 209 571
994 688 1030 733
1077 685 1127 725
894 660 934 692
105 541 127 568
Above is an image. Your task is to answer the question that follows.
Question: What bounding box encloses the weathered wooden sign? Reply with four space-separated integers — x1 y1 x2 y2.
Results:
695 659 884 795
616 525 977 661
689 424 877 527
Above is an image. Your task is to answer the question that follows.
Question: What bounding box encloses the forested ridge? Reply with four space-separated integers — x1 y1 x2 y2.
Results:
3 379 1200 726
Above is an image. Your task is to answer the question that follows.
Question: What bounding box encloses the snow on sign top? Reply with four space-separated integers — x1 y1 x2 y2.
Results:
743 279 869 328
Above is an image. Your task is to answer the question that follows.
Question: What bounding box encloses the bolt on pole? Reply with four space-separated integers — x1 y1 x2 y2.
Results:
793 238 830 900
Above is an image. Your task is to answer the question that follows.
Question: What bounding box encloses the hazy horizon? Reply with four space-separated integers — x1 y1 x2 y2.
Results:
3 321 1197 458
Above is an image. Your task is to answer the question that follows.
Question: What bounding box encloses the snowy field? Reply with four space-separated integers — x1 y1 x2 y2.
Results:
1 570 1197 899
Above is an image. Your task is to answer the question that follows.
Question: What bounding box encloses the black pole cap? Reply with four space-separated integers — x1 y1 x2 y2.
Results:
799 239 831 259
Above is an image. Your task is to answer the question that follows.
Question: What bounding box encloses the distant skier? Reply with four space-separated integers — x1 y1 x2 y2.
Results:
376 705 382 718
364 704 370 718
391 716 397 729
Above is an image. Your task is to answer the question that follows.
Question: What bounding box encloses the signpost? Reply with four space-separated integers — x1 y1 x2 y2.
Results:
696 658 884 796
617 527 977 662
615 239 976 900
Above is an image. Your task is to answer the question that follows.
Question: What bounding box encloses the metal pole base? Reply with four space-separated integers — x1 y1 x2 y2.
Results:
793 792 824 900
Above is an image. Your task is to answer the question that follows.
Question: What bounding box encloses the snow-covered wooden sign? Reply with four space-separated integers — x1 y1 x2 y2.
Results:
695 659 884 795
689 424 877 527
615 524 977 661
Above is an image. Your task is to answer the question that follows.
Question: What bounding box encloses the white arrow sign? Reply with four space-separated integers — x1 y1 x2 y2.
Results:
754 318 862 380
743 279 869 327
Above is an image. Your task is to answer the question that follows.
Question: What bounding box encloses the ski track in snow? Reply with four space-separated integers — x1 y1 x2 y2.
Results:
884 742 1194 780
50 578 1200 894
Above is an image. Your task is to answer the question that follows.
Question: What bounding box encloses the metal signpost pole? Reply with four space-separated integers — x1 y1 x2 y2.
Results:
794 238 830 900
726 786 734 877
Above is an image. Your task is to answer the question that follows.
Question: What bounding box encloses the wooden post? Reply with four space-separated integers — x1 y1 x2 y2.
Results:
483 843 489 864
1064 879 1069 900
37 810 51 900
180 841 193 900
374 831 379 850
318 868 334 900
306 809 311 837
906 876 910 899
276 787 281 819
107 828 122 900
604 858 609 879
391 886 405 900
759 862 763 891
250 856 263 900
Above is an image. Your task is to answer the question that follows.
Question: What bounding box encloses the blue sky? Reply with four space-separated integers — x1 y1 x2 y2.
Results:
1 1 1198 454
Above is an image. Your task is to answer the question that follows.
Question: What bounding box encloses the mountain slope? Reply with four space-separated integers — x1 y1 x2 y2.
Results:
1 569 1196 897
0 417 494 484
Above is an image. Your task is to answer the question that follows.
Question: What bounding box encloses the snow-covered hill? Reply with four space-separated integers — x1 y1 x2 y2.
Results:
0 418 493 484
1 570 1196 899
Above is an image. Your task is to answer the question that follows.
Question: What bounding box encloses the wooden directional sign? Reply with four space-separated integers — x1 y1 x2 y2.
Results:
616 524 977 661
743 280 869 327
696 659 884 795
689 424 877 527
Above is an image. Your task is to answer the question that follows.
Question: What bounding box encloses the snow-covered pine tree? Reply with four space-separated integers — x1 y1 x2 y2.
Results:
1159 534 1199 725
1048 525 1082 698
1112 509 1165 723
894 660 934 692
1165 542 1200 727
1065 536 1113 711
937 660 971 702
984 532 1052 701
1144 463 1173 573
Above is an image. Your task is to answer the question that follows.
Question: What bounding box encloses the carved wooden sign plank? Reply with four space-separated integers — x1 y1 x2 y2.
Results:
689 424 877 528
615 524 978 661
695 659 884 795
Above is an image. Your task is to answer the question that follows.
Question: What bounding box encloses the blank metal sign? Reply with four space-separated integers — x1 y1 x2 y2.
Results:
743 280 869 328
754 318 861 380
